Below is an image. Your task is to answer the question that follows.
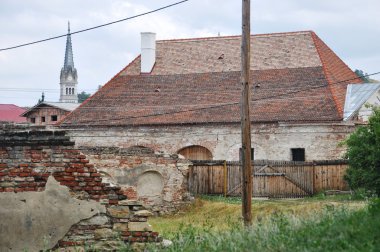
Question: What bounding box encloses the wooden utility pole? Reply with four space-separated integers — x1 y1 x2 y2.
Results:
241 0 252 226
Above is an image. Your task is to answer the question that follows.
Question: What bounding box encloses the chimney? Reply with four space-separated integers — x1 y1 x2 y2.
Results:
141 32 156 73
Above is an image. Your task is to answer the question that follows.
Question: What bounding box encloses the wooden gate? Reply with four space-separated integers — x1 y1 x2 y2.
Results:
188 160 348 198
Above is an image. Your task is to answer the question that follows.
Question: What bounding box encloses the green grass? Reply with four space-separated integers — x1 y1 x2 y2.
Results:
150 194 365 234
144 195 378 252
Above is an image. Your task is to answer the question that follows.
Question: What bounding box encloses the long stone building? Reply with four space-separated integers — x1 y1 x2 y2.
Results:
60 31 364 161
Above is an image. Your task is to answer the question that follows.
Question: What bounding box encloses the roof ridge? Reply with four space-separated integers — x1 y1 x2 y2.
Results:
311 32 342 117
157 30 314 43
311 32 362 117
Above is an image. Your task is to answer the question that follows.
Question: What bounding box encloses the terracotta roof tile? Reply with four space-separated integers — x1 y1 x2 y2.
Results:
60 31 361 127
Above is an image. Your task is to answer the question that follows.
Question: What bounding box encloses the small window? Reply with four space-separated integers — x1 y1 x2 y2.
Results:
291 148 305 161
239 147 254 161
30 118 36 124
41 116 45 123
51 115 58 121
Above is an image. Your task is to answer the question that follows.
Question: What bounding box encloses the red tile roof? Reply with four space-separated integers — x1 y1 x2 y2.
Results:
0 104 27 123
60 31 361 127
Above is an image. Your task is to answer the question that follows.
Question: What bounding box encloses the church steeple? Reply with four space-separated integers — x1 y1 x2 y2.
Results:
60 21 78 103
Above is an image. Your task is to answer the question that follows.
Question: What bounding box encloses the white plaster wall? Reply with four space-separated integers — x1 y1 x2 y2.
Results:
358 89 380 122
66 122 355 161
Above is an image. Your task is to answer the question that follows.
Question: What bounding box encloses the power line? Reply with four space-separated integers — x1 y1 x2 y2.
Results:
2 71 378 95
58 71 380 124
0 0 189 51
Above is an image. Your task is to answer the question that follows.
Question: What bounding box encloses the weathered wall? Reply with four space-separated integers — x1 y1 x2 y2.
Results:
0 128 161 251
25 106 69 125
79 146 192 215
66 122 356 161
358 88 380 122
0 176 105 251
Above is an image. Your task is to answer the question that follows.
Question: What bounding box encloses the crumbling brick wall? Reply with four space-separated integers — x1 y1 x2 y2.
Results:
80 146 192 215
0 126 161 250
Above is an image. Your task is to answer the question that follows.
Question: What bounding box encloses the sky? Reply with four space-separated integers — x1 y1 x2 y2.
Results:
1 0 379 107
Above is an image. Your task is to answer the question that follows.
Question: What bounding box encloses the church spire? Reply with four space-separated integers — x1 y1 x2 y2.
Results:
60 21 78 103
63 21 74 70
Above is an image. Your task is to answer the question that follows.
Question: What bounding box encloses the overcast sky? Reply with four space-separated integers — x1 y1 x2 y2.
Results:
1 0 379 107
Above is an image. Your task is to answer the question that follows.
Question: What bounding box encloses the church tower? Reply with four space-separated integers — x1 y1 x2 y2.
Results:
60 22 78 103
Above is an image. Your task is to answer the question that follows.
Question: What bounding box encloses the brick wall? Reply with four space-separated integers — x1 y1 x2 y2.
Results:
66 122 356 161
0 127 161 250
80 146 192 215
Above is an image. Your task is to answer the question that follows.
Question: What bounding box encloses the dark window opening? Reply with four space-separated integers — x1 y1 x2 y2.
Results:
41 116 45 123
51 115 58 121
291 148 305 161
30 118 36 124
239 147 254 161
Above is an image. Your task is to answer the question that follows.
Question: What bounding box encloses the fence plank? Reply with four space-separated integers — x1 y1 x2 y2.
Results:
188 160 349 198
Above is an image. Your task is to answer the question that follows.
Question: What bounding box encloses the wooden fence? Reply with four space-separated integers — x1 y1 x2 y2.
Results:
188 160 349 198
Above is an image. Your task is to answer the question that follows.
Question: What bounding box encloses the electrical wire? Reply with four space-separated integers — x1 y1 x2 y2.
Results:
55 71 380 124
0 0 189 51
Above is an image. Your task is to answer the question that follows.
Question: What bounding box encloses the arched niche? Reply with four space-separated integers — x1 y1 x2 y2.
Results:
136 171 164 203
177 145 213 160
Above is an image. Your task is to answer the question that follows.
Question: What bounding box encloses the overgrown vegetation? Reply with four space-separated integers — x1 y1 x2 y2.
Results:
150 195 365 234
344 107 380 195
145 196 376 252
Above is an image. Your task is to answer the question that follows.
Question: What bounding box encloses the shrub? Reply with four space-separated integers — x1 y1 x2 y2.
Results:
344 107 380 195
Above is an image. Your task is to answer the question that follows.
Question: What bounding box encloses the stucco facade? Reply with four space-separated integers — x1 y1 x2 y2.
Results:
66 122 355 161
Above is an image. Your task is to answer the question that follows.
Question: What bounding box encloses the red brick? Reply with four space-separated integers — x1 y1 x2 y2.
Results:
24 187 37 192
87 182 101 186
0 164 7 168
133 232 142 237
91 173 101 177
0 188 3 192
62 176 75 181
15 188 24 193
65 168 75 173
80 159 89 164
19 173 30 177
19 163 29 167
78 154 86 159
70 163 84 169
61 181 78 187
122 231 131 236
4 188 14 192
0 172 7 176
151 232 159 237
108 199 118 205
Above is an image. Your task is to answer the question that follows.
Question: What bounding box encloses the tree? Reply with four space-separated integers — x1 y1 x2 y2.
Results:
77 91 91 103
355 69 370 83
344 107 380 195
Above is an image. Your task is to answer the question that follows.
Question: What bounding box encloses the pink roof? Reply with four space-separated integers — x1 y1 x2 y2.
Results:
0 104 27 123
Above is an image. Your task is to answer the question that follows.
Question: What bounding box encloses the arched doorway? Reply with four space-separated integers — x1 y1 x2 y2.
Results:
177 145 213 160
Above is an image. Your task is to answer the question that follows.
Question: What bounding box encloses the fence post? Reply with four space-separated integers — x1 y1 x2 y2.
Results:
312 161 316 195
224 160 228 197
